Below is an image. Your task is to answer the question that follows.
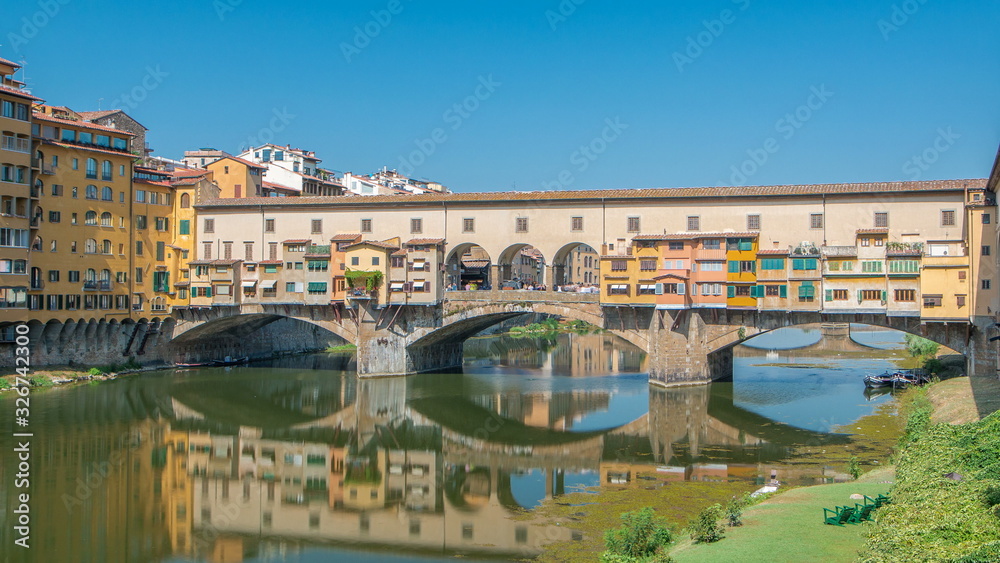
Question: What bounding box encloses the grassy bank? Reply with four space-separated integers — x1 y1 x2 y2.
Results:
325 343 358 353
671 471 895 563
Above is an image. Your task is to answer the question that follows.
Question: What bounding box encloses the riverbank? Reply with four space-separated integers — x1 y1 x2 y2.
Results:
0 364 164 392
665 376 1000 563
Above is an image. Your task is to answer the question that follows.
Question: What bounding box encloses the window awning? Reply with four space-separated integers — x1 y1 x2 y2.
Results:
639 284 656 290
390 282 405 290
611 284 628 290
412 281 426 290
260 280 277 289
241 281 257 288
307 282 327 292
412 259 426 265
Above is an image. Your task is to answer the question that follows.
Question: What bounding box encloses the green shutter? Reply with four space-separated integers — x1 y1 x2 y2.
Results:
739 240 752 251
727 285 735 298
857 290 863 303
792 258 803 270
825 289 833 302
206 286 212 298
806 258 817 270
779 285 787 298
179 219 190 235
882 290 887 302
307 282 327 292
728 261 739 273
156 241 165 261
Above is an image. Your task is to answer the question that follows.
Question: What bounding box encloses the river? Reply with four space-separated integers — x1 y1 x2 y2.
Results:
0 326 905 562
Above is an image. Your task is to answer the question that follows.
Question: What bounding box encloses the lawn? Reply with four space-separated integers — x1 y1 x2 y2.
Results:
670 471 894 563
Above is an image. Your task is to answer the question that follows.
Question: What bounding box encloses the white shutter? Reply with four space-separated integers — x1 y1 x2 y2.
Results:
678 282 685 295
654 283 663 295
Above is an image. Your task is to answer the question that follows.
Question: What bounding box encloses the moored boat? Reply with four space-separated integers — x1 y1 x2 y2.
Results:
863 372 895 388
212 355 249 366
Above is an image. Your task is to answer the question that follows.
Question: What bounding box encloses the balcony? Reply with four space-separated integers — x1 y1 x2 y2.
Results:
83 280 98 291
347 287 374 300
98 280 113 292
3 136 30 154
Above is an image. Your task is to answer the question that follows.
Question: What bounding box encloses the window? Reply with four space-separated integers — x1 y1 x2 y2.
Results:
703 239 721 250
265 218 275 232
307 282 327 294
571 216 584 231
983 213 992 225
135 215 147 229
983 246 991 256
179 220 190 235
135 190 146 203
860 289 883 301
791 258 818 270
765 285 783 296
640 259 657 271
874 212 888 228
391 256 404 268
626 216 640 233
350 256 360 266
463 218 475 233
361 218 372 233
760 258 785 270
797 282 815 302
861 261 883 273
957 295 966 307
810 213 824 229
516 217 528 233
923 295 942 307
607 284 629 295
828 289 848 301
49 211 61 223
895 289 916 302
85 185 98 199
699 261 724 272
371 256 380 266
312 219 323 234
410 218 422 234
941 210 956 227
746 214 761 231
135 241 143 256
244 243 254 261
47 270 59 282
155 217 168 231
204 219 214 233
888 260 919 273
983 279 992 290
610 260 627 272
668 241 684 251
101 160 112 181
51 184 63 196
308 260 328 272
100 212 112 227
85 158 97 179
687 216 700 231
85 211 98 226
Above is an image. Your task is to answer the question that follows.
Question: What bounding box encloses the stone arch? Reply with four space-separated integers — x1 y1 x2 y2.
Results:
444 243 493 289
170 313 355 347
551 242 600 287
496 244 546 288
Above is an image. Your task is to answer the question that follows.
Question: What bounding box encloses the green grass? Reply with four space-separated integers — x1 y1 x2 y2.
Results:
326 343 357 353
670 478 893 563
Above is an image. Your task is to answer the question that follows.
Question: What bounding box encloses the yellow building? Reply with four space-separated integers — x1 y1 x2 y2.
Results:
725 235 758 308
965 184 998 317
0 57 39 322
29 107 136 321
920 240 970 320
599 251 639 305
167 169 219 307
344 238 400 306
133 167 177 314
205 156 264 198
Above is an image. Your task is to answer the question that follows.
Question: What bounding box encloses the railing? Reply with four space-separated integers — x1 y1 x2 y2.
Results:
29 279 43 290
83 280 98 291
3 136 30 154
98 280 113 291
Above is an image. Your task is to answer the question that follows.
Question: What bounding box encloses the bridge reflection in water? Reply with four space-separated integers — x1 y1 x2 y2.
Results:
0 334 874 563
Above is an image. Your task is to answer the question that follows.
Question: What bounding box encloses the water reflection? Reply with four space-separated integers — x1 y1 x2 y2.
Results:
0 331 894 563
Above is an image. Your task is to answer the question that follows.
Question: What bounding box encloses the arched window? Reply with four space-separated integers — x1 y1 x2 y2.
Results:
84 239 97 254
86 158 97 179
101 240 112 254
100 269 111 282
30 236 42 251
180 193 191 208
101 186 112 201
101 160 112 181
100 212 112 227
85 268 96 281
85 185 98 199
85 211 97 225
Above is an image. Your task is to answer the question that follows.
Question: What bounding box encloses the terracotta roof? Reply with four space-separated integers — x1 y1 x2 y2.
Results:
77 109 149 131
406 238 445 246
188 260 213 265
346 240 399 251
331 233 362 242
39 139 133 159
857 228 889 235
635 231 758 242
263 181 299 192
391 249 407 257
653 273 690 281
282 239 312 245
0 83 41 101
212 259 241 266
0 56 20 69
194 179 984 210
210 155 266 170
757 248 790 255
461 259 490 268
173 281 190 287
33 112 135 135
171 168 210 178
134 178 173 188
258 260 282 265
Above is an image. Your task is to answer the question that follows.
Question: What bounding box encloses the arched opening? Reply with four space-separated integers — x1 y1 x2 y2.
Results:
180 193 191 208
496 244 546 290
551 242 600 289
444 243 492 290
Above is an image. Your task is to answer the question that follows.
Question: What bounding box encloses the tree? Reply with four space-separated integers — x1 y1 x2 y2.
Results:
904 334 939 359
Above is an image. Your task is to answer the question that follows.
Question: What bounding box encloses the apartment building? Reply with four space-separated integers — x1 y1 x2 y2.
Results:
239 144 343 196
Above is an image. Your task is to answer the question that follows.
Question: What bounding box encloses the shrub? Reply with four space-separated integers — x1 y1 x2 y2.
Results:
725 494 749 527
0 379 11 390
88 367 103 376
689 504 725 544
601 507 674 562
849 456 862 480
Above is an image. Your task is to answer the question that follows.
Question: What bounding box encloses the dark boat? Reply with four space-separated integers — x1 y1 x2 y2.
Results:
892 369 929 388
212 355 248 366
863 372 895 388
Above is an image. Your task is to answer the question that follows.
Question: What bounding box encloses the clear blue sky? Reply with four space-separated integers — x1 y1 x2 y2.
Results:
4 0 999 192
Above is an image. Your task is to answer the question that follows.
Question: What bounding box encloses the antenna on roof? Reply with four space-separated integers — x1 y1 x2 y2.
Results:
97 98 104 111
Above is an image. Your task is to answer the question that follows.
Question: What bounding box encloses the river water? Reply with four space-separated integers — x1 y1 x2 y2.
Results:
0 326 904 563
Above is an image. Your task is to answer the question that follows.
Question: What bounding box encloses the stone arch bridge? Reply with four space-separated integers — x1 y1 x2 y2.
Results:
166 290 996 385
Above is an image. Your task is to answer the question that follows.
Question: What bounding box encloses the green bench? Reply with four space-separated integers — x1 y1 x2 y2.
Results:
823 493 889 526
824 505 855 526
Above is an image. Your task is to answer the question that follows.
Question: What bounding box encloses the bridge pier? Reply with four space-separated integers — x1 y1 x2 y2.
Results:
647 310 752 387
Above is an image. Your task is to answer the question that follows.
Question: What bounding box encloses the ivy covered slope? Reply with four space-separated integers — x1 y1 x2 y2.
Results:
859 390 1000 562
